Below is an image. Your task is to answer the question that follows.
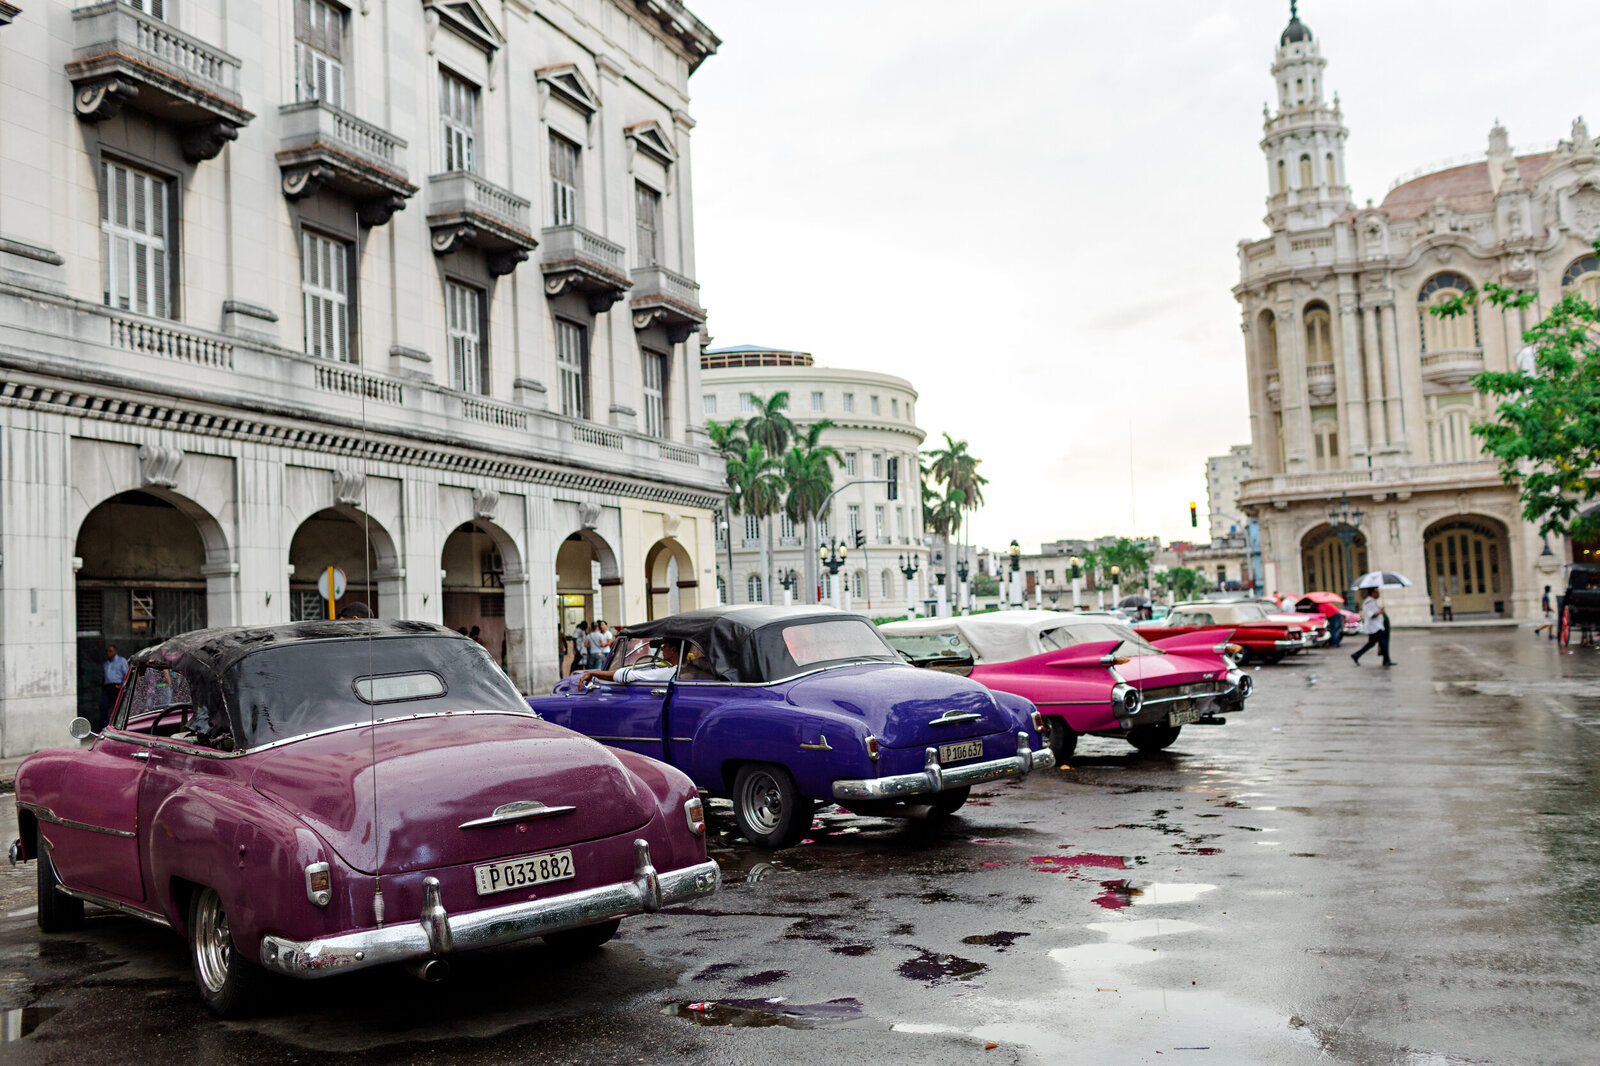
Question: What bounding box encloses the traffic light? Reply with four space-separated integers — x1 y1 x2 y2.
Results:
1189 502 1198 528
854 530 866 549
886 456 899 500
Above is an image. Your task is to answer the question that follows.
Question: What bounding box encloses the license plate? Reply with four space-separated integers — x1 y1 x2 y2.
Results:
1170 706 1203 726
938 740 984 764
473 850 575 896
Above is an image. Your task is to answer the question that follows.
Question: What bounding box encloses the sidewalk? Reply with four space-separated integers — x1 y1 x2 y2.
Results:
1394 618 1522 630
0 756 21 795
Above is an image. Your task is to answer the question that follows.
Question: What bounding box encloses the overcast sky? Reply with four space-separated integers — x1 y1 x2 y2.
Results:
683 0 1596 550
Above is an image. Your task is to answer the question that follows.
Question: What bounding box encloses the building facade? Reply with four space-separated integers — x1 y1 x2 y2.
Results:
1233 6 1597 621
0 0 724 755
700 346 929 612
1205 444 1254 540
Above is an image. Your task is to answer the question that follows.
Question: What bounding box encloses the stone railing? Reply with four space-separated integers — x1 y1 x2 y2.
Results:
72 2 241 97
1420 347 1485 388
459 394 529 430
630 263 702 309
540 225 626 273
572 422 623 450
427 171 531 234
1264 368 1282 407
658 440 700 465
110 313 234 369
313 360 404 405
1239 459 1502 502
1305 361 1337 402
278 100 405 169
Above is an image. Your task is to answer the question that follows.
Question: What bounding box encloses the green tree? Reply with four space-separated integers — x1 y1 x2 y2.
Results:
1167 566 1211 602
782 421 839 602
706 418 748 603
724 441 785 604
740 394 796 598
923 433 989 597
1102 537 1155 593
1433 254 1600 542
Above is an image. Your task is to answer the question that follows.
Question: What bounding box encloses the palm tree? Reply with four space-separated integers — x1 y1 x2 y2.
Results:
782 421 838 603
742 394 795 597
923 433 988 604
706 418 748 603
921 475 963 603
724 441 784 604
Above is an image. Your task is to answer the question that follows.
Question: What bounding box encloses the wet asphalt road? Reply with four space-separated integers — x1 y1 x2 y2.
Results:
2 628 1598 1065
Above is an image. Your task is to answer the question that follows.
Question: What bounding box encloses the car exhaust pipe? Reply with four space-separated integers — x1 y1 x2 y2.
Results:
407 957 451 983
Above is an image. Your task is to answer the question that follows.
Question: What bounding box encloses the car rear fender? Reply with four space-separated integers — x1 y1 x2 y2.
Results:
690 706 873 802
606 748 709 873
147 781 334 960
1148 628 1237 655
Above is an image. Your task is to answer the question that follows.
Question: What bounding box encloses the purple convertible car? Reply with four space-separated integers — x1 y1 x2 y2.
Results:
531 606 1053 849
10 621 719 1015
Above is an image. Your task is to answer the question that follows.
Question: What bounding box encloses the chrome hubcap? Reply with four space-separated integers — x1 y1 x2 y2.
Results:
193 890 232 994
741 772 783 834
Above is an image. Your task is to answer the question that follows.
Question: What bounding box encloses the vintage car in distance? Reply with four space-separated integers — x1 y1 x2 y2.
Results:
530 606 1053 849
1241 597 1331 645
1134 600 1309 664
10 621 719 1016
880 611 1250 758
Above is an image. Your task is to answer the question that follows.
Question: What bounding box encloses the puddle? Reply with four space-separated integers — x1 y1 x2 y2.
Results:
2 1006 62 1042
1093 880 1135 910
830 943 875 957
736 969 787 988
897 949 988 984
670 997 864 1029
1126 882 1217 906
961 931 1030 950
1026 853 1128 872
691 962 740 981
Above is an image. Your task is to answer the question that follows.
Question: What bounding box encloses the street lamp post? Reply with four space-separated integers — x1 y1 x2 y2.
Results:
898 553 921 617
1111 565 1121 608
779 568 799 607
1069 556 1082 610
1327 493 1365 612
955 556 971 615
1008 539 1022 609
819 540 849 610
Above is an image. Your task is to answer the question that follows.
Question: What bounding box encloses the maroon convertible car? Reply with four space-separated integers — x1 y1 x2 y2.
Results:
10 621 720 1015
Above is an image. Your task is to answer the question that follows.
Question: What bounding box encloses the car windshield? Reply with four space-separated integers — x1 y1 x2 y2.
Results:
1039 623 1161 657
776 619 899 672
1221 604 1268 621
882 630 976 665
223 635 529 748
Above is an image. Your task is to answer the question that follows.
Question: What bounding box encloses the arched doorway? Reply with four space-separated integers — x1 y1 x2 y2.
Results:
74 490 212 720
1424 515 1510 616
288 508 383 619
1300 524 1368 598
556 530 620 670
644 537 696 619
442 522 510 662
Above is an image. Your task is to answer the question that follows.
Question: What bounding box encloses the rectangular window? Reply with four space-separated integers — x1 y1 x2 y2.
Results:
870 395 880 414
549 132 580 227
874 505 885 541
295 0 346 107
635 182 661 267
641 349 666 437
100 159 172 318
811 391 824 412
739 393 755 414
744 515 761 541
703 395 716 416
556 319 588 418
891 398 899 417
871 453 882 477
780 513 796 540
842 392 854 413
844 452 857 477
439 69 477 173
445 281 484 393
126 0 165 16
817 516 829 541
896 506 904 537
847 504 861 538
301 230 351 362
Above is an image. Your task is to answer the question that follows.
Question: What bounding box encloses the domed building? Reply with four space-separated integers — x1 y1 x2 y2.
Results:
1234 4 1600 622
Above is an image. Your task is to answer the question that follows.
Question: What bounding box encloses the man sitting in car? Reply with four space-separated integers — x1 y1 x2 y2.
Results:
579 638 681 687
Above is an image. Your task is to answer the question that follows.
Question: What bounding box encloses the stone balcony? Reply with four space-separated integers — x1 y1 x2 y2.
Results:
1 3 20 28
67 2 252 161
1306 361 1337 403
1239 460 1502 508
1265 368 1282 408
427 171 537 276
630 264 705 344
540 225 631 313
277 100 417 226
1420 347 1485 390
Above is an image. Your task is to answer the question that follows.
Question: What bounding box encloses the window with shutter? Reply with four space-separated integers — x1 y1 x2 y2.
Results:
439 70 478 173
635 182 661 267
556 320 588 418
100 159 172 319
641 349 666 437
549 133 580 226
295 0 346 107
446 281 484 393
301 231 351 361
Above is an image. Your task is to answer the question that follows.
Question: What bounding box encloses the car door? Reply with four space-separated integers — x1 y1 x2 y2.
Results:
573 637 668 761
662 642 722 775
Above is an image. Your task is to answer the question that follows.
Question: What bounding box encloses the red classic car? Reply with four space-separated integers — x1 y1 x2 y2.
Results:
1133 601 1308 663
10 621 720 1015
880 611 1250 758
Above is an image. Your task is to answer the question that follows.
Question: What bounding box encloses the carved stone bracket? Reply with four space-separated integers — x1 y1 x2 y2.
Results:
333 467 366 506
282 163 338 201
487 248 529 277
138 444 183 488
578 502 602 529
357 193 408 228
180 121 240 163
74 78 140 122
472 487 500 520
662 514 681 538
431 224 478 255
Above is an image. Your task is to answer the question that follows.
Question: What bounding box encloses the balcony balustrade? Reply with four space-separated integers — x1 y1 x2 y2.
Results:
540 225 631 313
67 2 252 160
1265 368 1282 408
277 100 416 226
427 171 537 276
1305 361 1337 403
630 264 705 344
1420 347 1485 390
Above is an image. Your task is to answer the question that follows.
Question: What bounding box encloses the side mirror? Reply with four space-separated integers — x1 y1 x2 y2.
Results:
68 717 94 741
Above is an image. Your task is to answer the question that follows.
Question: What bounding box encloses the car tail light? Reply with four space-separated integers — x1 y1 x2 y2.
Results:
865 735 880 761
305 862 331 907
1031 711 1046 735
684 797 706 835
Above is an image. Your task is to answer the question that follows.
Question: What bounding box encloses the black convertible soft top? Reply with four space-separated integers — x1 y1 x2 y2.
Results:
619 606 896 683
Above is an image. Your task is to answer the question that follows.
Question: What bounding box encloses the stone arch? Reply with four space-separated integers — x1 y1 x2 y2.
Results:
644 536 696 619
287 505 402 619
1422 514 1511 616
556 528 622 630
1417 271 1480 353
1299 523 1369 598
441 517 526 673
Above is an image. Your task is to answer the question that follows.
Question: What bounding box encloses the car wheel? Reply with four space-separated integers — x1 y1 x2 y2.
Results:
1042 717 1078 763
732 763 811 849
1127 724 1182 752
189 886 264 1018
925 786 971 816
34 826 84 933
543 917 621 951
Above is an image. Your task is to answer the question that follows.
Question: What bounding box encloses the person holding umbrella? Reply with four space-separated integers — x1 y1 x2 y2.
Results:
1349 570 1409 667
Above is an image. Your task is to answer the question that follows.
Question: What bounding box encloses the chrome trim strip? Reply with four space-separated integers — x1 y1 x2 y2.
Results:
927 712 983 726
17 801 136 839
591 735 661 744
832 735 1053 802
799 735 833 751
56 885 171 928
459 801 577 830
260 853 722 979
669 736 694 743
1032 699 1103 706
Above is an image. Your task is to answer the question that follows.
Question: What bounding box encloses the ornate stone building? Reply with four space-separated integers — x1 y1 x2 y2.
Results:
0 0 722 754
1234 5 1598 622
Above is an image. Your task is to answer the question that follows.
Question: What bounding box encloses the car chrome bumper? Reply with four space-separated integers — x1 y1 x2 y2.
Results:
259 840 720 979
831 732 1053 802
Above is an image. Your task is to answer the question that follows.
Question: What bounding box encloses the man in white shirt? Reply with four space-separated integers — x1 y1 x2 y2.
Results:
1349 589 1394 667
579 639 680 688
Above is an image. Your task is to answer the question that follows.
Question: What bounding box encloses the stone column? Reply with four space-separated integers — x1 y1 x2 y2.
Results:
1361 304 1387 449
1279 306 1312 470
1336 292 1369 458
1379 302 1409 457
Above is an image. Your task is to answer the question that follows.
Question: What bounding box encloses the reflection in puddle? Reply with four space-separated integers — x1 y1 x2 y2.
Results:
961 931 1030 950
670 997 865 1029
897 949 988 984
2 1006 62 1042
1126 882 1217 906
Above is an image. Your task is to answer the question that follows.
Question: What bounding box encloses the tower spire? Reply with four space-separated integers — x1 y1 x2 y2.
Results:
1260 2 1351 231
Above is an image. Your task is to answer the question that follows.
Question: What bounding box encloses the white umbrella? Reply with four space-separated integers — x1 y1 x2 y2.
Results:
1353 571 1413 589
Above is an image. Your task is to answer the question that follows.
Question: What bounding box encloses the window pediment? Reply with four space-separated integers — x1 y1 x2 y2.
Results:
625 120 677 168
537 64 600 120
424 0 504 55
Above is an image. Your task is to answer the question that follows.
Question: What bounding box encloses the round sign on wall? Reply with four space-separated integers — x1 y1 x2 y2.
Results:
317 567 348 602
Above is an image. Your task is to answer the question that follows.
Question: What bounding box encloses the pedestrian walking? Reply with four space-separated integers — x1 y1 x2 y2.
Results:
586 619 611 669
1441 592 1454 622
1533 585 1555 639
1327 607 1344 647
569 620 589 674
99 643 129 730
1350 589 1394 667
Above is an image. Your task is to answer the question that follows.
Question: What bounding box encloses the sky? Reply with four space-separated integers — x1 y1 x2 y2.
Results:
682 0 1597 550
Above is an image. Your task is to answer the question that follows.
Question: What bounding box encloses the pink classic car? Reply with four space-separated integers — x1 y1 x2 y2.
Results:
880 611 1250 758
10 621 720 1016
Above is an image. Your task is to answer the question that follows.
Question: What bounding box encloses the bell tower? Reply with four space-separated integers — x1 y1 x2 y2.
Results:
1260 2 1352 232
